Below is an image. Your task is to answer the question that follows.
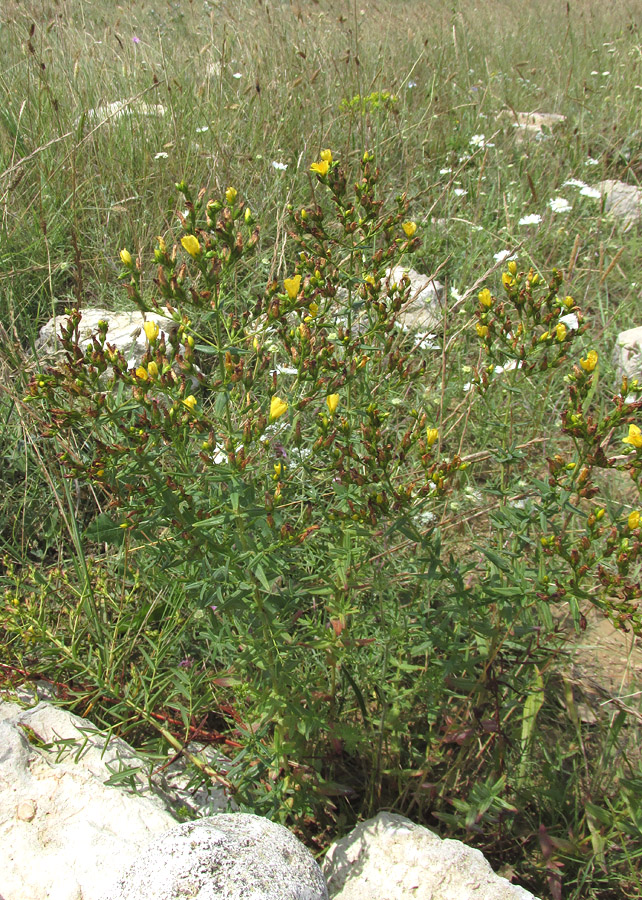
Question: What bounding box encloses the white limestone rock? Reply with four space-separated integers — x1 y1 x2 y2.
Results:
0 702 176 900
614 325 642 380
100 813 328 900
596 180 642 228
500 111 566 144
79 101 166 128
336 267 443 335
388 265 444 332
323 812 539 900
36 308 175 368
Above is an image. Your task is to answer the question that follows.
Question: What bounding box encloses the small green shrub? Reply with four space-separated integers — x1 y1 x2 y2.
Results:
4 150 641 890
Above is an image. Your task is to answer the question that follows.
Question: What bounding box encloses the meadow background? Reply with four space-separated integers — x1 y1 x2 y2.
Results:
1 1 642 897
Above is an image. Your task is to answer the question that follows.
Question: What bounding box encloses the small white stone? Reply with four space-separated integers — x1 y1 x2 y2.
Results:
16 799 37 822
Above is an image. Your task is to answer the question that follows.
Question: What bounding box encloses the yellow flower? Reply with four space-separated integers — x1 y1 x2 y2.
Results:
426 427 439 447
580 350 598 372
135 366 148 381
623 424 642 449
502 272 514 289
556 322 567 342
181 235 201 257
270 396 288 421
320 149 333 163
539 331 550 342
143 320 159 342
274 462 284 478
147 361 159 378
225 187 237 205
284 275 301 300
478 288 492 308
183 395 197 411
157 236 166 254
476 323 489 338
304 302 319 322
563 295 575 309
120 248 133 266
326 394 340 415
507 260 517 276
402 221 418 238
310 159 330 177
628 510 640 530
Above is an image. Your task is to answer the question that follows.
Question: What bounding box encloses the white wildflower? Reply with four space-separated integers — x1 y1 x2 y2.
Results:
271 161 288 171
549 197 571 213
518 214 542 226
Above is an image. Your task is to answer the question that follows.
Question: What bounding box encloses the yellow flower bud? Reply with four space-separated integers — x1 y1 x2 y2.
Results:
539 331 550 342
402 221 418 238
120 248 133 266
135 366 148 381
623 424 642 449
157 236 166 254
181 235 201 257
143 320 159 342
476 323 489 338
629 510 641 530
555 322 567 342
147 361 159 378
270 396 288 421
320 149 333 163
274 462 284 478
426 427 439 447
326 394 340 415
507 260 517 276
244 207 252 223
225 187 238 205
580 350 598 372
478 289 492 308
284 275 301 300
365 275 376 286
564 295 575 309
310 159 330 176
253 336 259 351
182 395 197 411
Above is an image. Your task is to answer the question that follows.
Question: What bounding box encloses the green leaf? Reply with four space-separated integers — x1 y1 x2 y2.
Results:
83 513 125 547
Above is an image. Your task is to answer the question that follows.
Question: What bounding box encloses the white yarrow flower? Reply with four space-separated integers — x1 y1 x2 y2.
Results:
271 161 288 171
580 185 601 199
494 250 517 263
154 152 168 160
549 197 571 213
518 214 542 226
